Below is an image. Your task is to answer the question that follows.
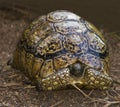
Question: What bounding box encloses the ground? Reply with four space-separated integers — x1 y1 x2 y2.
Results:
0 8 120 107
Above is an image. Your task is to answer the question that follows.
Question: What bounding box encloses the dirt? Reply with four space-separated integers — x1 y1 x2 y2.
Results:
0 8 120 107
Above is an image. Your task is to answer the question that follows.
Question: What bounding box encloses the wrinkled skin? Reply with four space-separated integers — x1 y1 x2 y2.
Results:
12 10 113 90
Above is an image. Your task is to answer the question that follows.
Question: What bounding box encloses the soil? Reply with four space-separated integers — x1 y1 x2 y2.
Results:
0 8 120 107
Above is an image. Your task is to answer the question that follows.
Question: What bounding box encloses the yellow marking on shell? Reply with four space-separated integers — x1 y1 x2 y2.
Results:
62 80 67 84
73 80 83 85
52 76 56 79
53 82 58 85
56 78 60 80
37 34 63 55
102 87 107 90
32 57 43 77
40 59 54 77
43 83 46 86
94 80 99 84
90 77 95 81
65 73 69 77
100 82 105 85
34 32 37 35
46 37 62 53
87 75 91 78
87 72 94 78
90 82 94 85
89 72 94 76
78 81 84 85
63 41 75 52
48 87 52 90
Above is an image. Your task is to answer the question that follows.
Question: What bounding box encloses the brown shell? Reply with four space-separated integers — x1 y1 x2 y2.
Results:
12 10 110 90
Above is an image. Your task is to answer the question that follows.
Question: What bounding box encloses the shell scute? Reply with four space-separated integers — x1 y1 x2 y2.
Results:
40 59 54 77
54 21 87 34
63 33 88 53
36 33 63 55
54 53 77 70
47 10 80 22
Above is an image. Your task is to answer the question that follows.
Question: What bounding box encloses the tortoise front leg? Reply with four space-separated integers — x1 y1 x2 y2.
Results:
37 68 71 90
84 68 113 90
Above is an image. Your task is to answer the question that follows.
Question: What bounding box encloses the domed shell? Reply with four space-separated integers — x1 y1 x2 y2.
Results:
13 10 108 79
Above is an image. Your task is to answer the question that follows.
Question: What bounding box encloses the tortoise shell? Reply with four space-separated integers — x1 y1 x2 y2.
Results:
12 10 113 90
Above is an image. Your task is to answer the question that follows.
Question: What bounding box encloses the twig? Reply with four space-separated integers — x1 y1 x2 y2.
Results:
83 98 107 104
70 83 93 100
0 82 35 89
0 82 22 87
111 89 120 98
61 77 94 100
83 89 94 101
113 79 120 85
58 75 107 102
8 74 19 78
103 101 120 107
106 31 120 36
49 100 63 107
52 71 94 100
24 85 36 89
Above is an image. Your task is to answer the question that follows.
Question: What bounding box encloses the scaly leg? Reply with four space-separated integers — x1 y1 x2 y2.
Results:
84 68 113 90
37 68 71 90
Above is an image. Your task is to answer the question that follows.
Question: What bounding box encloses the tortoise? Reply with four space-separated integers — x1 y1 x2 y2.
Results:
12 10 113 90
